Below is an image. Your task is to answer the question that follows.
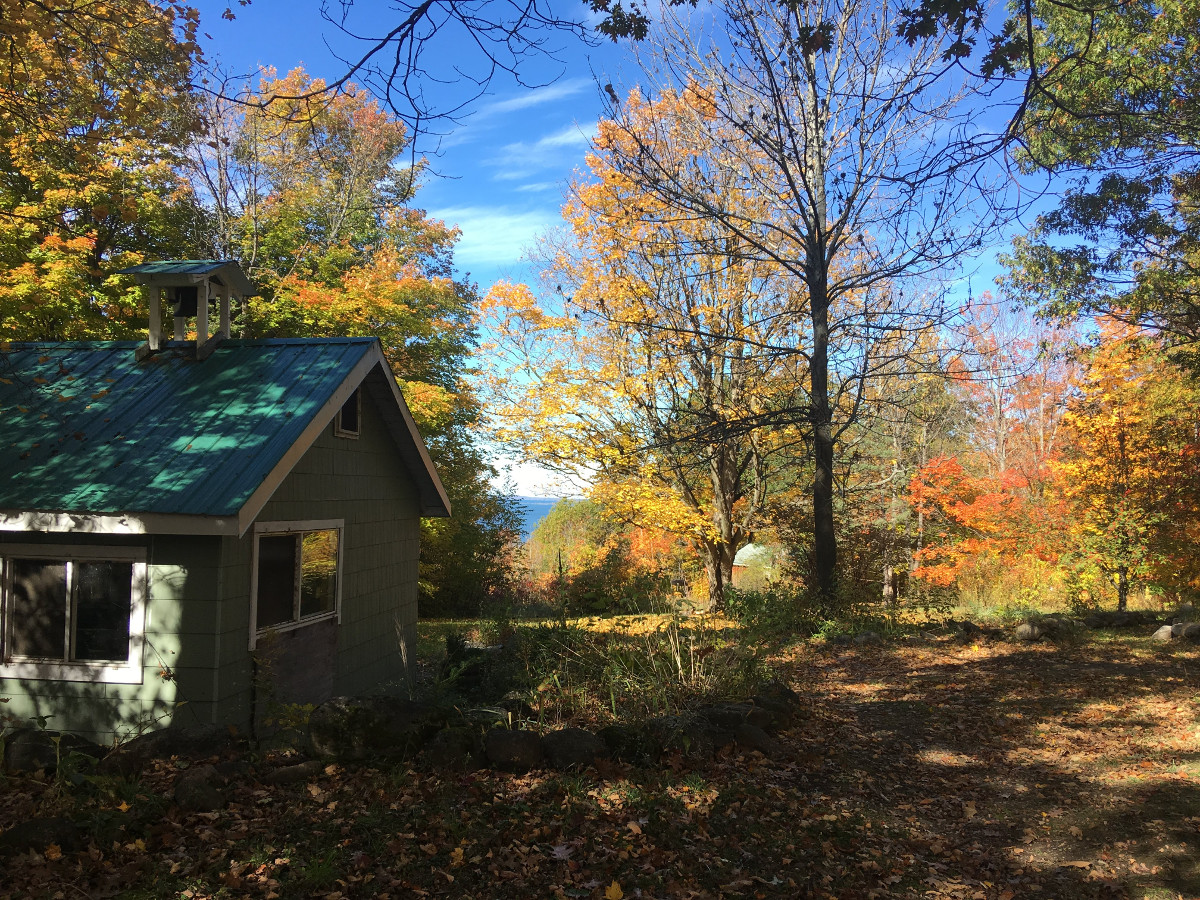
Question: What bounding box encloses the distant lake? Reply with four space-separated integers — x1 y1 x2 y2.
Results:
513 496 562 540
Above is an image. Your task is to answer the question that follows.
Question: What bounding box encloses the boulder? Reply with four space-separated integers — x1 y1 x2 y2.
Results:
484 730 545 772
1181 623 1200 643
308 696 446 761
745 705 781 731
733 723 779 756
597 724 661 766
1151 624 1176 642
3 727 102 775
542 728 608 770
174 764 227 813
0 817 81 857
700 703 753 731
99 724 236 778
421 728 484 773
1014 622 1043 642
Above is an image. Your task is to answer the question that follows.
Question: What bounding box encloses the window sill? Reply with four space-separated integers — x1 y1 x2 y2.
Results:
254 611 337 645
0 659 145 684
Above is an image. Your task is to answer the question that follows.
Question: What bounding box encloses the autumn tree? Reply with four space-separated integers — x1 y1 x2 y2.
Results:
1052 321 1200 610
484 89 807 607
0 0 201 338
594 0 1004 602
906 305 1076 601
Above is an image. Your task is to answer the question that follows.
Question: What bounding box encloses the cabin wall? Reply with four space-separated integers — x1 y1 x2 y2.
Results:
216 387 422 729
0 532 222 746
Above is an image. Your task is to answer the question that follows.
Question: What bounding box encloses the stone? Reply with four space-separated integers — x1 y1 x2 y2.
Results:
1181 623 1200 643
421 728 484 773
308 696 446 761
757 679 800 705
734 723 779 756
3 727 102 775
484 730 545 772
827 633 853 645
261 759 324 785
542 728 608 770
854 631 883 646
745 705 780 731
0 817 81 857
1015 622 1043 642
1151 624 1176 642
597 724 660 766
958 620 983 636
99 724 235 778
700 703 752 731
174 764 226 813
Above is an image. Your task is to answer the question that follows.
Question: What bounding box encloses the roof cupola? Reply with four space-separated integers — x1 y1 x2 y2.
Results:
117 260 257 361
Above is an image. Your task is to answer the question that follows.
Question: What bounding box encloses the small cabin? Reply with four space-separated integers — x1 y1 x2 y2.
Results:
0 261 449 744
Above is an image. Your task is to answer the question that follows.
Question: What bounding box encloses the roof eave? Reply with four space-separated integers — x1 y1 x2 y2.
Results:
0 509 241 536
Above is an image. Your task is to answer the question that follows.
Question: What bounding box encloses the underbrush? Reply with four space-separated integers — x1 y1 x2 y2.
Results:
425 614 768 729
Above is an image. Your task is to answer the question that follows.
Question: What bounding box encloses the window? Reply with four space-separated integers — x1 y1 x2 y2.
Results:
0 545 146 684
250 521 342 647
333 388 360 438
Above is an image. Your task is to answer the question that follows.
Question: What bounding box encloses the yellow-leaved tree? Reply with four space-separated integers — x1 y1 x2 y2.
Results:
483 89 808 607
1051 320 1200 610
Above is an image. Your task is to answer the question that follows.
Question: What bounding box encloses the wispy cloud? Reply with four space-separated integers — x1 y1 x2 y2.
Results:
514 181 563 194
429 205 559 269
479 78 594 117
488 122 597 181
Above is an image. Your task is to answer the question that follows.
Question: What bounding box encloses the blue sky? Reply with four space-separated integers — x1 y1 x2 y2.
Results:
191 0 625 293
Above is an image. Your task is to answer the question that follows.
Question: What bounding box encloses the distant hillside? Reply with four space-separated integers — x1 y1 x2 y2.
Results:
514 496 562 540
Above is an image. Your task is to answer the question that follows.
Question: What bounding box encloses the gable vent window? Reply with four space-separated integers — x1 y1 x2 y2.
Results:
1 546 147 684
250 521 342 647
334 389 360 438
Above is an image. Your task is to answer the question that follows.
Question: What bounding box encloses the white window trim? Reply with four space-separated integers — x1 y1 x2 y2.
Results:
333 388 361 439
249 519 344 650
0 543 147 685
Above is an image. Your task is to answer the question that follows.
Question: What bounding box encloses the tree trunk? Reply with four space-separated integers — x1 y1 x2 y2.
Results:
703 541 736 610
1116 567 1129 612
803 48 837 606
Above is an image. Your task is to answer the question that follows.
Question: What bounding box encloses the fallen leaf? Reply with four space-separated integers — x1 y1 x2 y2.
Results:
604 881 624 900
1068 825 1083 837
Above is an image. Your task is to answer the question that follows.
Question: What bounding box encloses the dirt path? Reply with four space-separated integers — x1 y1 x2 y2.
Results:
784 634 1200 899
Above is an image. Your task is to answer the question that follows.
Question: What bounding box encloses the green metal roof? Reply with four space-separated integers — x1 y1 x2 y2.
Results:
0 339 384 522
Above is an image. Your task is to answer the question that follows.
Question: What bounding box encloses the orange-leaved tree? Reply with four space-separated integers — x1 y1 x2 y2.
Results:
907 304 1077 604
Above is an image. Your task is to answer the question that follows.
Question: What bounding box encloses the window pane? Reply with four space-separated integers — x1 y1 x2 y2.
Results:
257 535 297 628
338 390 359 434
10 559 67 660
73 562 133 662
300 530 338 618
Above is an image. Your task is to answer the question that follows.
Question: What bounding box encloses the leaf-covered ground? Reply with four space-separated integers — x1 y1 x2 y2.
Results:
2 630 1197 899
